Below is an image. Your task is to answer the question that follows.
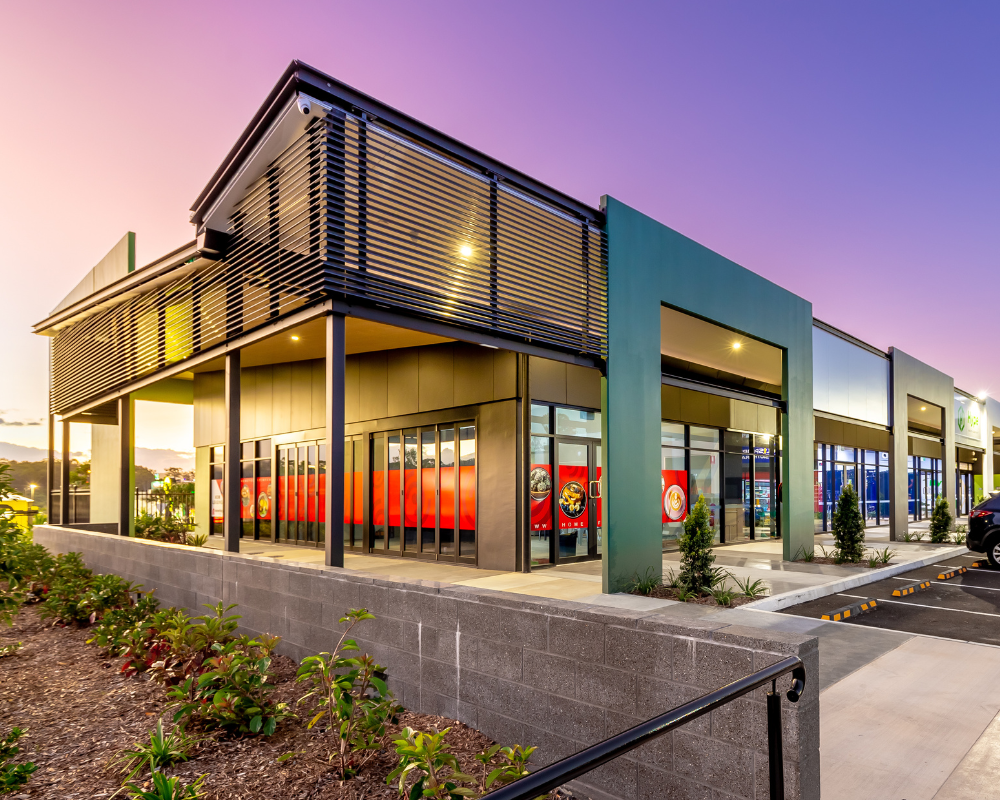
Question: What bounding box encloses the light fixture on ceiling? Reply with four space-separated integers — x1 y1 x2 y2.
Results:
459 245 473 258
732 341 742 350
979 391 988 401
920 406 927 411
291 335 300 341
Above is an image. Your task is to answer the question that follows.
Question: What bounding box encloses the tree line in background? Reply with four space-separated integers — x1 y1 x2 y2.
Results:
0 460 194 513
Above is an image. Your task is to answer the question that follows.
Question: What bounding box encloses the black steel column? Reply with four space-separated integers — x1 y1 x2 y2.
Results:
224 350 241 553
519 353 530 573
60 420 70 524
324 313 346 567
118 396 132 536
46 414 54 525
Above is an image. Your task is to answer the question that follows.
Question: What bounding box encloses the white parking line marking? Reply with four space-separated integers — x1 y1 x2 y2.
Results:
838 593 1000 618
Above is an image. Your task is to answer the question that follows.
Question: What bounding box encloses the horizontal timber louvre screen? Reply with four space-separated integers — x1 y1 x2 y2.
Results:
322 113 608 357
49 122 329 414
50 113 607 415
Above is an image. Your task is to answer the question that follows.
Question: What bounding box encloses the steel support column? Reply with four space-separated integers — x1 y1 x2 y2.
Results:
60 420 71 524
46 414 55 525
224 350 241 553
118 396 134 536
324 313 346 567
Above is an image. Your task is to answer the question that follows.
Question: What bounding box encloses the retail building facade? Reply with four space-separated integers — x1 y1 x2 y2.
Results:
35 62 999 591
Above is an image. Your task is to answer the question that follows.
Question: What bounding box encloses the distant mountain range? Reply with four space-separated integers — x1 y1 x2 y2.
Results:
0 441 195 472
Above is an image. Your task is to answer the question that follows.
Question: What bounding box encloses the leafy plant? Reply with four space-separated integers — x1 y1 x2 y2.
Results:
297 608 400 779
388 727 477 799
663 567 680 589
832 483 865 562
795 546 815 563
112 719 198 783
708 566 732 590
626 567 662 596
125 771 205 800
0 726 36 794
872 547 896 566
134 513 195 546
732 576 768 599
187 533 209 548
678 495 715 594
951 523 968 545
711 587 737 607
87 590 160 657
0 643 20 659
472 744 540 796
168 634 291 736
901 531 924 542
929 496 953 543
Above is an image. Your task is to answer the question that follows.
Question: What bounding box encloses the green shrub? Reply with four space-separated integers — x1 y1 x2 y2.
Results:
168 634 291 736
832 483 865 562
134 513 195 545
388 728 539 800
297 608 400 778
929 497 953 543
113 719 198 784
678 495 716 594
125 771 205 800
732 576 768 599
626 567 662 596
0 727 36 794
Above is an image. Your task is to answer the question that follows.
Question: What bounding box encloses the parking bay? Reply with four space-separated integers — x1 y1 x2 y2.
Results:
779 553 1000 646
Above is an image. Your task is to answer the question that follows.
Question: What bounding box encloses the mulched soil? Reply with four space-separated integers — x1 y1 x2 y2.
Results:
0 606 574 800
629 587 758 606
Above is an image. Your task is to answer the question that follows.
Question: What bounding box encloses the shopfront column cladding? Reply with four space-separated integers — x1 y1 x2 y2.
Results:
602 196 814 591
887 349 955 540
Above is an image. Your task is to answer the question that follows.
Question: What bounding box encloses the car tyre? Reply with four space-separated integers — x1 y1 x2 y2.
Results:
986 533 1000 569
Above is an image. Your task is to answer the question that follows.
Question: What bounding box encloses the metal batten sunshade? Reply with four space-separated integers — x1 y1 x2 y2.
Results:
50 113 607 415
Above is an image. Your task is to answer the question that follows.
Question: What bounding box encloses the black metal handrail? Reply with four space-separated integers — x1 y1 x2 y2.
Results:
486 655 806 800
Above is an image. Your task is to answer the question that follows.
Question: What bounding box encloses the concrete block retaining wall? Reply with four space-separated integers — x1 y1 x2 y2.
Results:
34 525 819 800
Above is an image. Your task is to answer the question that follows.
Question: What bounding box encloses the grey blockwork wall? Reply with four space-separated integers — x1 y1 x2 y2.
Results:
35 526 819 800
194 343 521 447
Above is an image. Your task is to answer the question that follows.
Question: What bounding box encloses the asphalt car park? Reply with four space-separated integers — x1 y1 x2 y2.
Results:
780 553 1000 646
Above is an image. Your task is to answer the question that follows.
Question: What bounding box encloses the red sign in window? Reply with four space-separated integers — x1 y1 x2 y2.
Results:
530 464 553 531
558 465 589 530
661 470 688 523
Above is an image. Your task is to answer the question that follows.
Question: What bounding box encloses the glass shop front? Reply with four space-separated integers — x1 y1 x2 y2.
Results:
661 423 781 549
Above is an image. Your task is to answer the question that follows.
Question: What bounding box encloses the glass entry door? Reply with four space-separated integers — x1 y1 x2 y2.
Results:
553 438 601 562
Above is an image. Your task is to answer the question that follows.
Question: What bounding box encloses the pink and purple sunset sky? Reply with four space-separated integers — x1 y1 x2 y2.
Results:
1 1 997 457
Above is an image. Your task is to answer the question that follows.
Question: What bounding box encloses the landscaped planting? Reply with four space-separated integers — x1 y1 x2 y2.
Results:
0 466 560 799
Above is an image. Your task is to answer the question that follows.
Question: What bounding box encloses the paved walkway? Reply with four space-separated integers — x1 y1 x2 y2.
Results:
206 533 958 606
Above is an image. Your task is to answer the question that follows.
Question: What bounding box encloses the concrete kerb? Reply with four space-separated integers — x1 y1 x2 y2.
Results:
744 545 968 612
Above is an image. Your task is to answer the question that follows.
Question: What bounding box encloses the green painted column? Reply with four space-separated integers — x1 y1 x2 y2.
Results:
601 196 815 591
601 250 663 592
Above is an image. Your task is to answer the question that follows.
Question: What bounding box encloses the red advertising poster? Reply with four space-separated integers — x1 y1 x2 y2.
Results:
343 472 351 524
459 465 476 529
439 466 454 528
298 470 307 525
353 472 363 525
240 478 254 521
317 472 325 524
387 470 401 527
256 477 271 520
404 468 418 527
661 470 688 523
421 469 436 527
372 470 385 526
557 465 589 529
529 463 553 531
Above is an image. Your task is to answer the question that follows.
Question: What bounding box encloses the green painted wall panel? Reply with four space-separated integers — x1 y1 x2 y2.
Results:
602 197 814 590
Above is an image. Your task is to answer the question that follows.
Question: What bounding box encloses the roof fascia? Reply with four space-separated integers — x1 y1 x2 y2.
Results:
189 61 603 229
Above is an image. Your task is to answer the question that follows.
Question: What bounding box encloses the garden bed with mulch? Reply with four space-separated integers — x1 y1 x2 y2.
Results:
627 586 759 606
0 605 567 800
